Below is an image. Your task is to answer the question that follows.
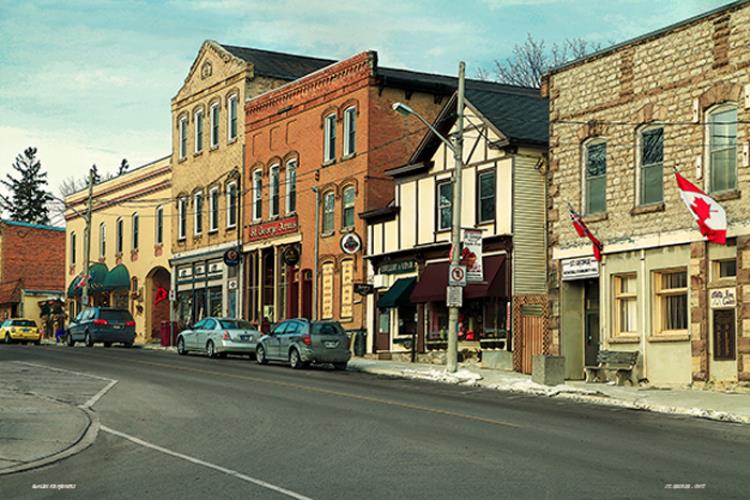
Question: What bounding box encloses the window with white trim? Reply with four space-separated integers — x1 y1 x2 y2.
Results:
99 223 106 258
131 213 139 250
322 191 335 234
286 159 297 214
155 206 164 245
226 182 237 228
178 116 188 160
707 104 737 193
70 232 76 265
269 164 280 218
613 274 637 336
116 217 124 254
324 113 336 162
252 170 262 222
228 94 238 141
194 191 203 235
342 186 355 229
209 187 219 232
437 180 452 231
638 127 663 206
210 103 220 148
654 269 688 335
343 106 356 157
194 110 204 153
477 170 496 223
583 139 607 215
178 198 187 240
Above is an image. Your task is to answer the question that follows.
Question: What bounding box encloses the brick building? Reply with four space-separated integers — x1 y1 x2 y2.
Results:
544 0 750 386
242 51 452 334
170 41 333 324
0 220 65 327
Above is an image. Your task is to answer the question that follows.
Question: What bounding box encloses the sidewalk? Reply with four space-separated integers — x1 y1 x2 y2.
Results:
348 358 750 425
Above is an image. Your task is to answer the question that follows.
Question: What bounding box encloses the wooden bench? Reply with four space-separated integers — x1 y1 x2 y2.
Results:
585 350 639 386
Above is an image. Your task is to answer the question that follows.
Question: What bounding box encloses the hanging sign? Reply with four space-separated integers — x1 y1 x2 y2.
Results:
223 248 241 267
282 245 301 266
461 229 483 282
341 233 362 255
354 283 374 296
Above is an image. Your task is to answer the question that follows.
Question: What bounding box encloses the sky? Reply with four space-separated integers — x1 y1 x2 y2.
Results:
0 0 731 216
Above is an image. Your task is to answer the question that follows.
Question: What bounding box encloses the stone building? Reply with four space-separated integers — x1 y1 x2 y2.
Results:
241 51 450 334
170 41 333 324
544 0 750 386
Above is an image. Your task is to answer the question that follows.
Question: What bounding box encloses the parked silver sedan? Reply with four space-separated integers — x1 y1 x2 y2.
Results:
176 317 259 359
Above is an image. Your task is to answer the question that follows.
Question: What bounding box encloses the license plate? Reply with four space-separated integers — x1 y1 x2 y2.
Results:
113 325 122 329
23 328 31 333
324 341 338 348
240 335 249 341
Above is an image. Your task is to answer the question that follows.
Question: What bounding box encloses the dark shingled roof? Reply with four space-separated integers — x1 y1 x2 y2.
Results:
466 87 548 145
219 44 335 80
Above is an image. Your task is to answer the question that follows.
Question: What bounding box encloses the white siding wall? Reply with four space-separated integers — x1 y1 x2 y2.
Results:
512 152 547 294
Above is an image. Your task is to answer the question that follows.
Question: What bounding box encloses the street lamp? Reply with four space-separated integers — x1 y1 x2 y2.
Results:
392 61 465 373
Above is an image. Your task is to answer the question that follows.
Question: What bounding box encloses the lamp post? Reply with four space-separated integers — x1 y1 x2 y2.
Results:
392 61 465 373
311 186 320 321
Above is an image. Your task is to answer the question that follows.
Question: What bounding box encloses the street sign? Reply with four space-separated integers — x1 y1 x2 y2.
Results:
448 264 467 287
446 286 463 307
354 283 374 296
168 289 176 302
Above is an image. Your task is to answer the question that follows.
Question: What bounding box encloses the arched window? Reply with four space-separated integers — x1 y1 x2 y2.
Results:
194 109 204 153
155 206 164 245
209 187 219 232
707 104 738 193
322 191 335 234
178 116 188 160
226 182 238 228
323 113 336 162
178 197 187 240
99 223 106 258
252 169 263 222
227 94 238 141
582 139 607 215
343 106 356 157
269 164 280 218
194 191 204 235
210 102 220 148
70 231 77 265
116 217 124 254
342 186 355 229
637 125 664 206
286 159 297 214
131 213 139 250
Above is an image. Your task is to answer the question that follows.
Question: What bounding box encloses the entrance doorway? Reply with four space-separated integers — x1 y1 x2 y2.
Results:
584 279 600 367
146 266 171 341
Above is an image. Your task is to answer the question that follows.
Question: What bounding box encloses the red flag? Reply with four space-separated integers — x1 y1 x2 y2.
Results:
569 207 603 261
675 172 727 245
154 287 168 305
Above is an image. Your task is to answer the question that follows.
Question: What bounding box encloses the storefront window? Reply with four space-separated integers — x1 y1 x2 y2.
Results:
193 288 206 321
654 269 688 334
427 299 508 348
209 286 222 317
177 291 192 325
613 274 637 336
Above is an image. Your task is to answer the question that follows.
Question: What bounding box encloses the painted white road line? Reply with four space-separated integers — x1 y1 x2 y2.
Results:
100 426 313 500
82 379 118 409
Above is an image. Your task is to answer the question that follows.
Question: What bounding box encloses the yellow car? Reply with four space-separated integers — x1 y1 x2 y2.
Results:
1 318 41 345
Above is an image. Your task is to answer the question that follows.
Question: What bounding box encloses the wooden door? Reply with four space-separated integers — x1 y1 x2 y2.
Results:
519 305 544 374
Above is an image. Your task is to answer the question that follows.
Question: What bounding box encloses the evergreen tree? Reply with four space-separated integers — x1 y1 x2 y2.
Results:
90 164 101 184
0 147 53 224
118 158 129 176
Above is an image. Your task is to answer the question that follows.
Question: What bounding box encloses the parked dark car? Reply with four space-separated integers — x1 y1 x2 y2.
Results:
255 318 351 370
67 307 136 347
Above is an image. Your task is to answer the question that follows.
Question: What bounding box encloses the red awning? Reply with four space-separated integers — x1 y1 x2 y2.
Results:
410 255 509 303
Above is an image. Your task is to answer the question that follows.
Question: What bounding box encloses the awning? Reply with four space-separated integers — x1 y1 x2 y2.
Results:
102 264 131 292
377 277 417 308
68 263 109 297
410 255 509 303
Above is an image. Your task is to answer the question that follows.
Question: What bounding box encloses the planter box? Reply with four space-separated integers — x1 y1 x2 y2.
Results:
532 355 565 386
481 350 513 371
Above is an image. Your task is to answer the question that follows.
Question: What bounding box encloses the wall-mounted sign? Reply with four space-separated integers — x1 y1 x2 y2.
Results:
354 283 374 296
561 256 599 281
461 229 483 282
341 233 362 255
447 286 463 308
223 248 241 267
227 279 238 291
379 260 416 275
282 245 301 266
246 215 298 242
449 264 467 287
710 287 736 309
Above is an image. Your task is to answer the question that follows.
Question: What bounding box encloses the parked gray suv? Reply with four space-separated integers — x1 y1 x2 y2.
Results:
255 319 351 370
67 307 136 348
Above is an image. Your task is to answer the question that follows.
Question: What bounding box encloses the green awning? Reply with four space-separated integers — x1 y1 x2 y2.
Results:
102 264 131 292
67 263 109 297
377 277 417 308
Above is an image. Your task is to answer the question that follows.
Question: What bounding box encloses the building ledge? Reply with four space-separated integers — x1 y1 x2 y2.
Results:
583 212 608 224
608 335 640 344
630 203 665 216
712 189 741 202
648 333 690 343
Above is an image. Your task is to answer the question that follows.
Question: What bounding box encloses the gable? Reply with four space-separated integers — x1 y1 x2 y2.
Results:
173 41 250 103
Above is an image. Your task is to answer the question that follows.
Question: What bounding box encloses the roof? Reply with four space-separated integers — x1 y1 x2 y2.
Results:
64 154 171 198
219 44 336 80
0 280 22 304
1 219 64 232
466 87 548 145
547 0 750 75
377 66 540 97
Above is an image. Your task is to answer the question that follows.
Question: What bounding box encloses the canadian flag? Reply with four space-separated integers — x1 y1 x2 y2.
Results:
568 206 603 261
675 171 727 245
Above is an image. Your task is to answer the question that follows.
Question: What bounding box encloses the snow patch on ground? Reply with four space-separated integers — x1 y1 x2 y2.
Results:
401 368 483 385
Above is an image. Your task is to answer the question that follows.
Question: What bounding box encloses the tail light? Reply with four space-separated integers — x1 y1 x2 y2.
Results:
126 320 136 327
302 334 312 345
223 331 231 340
93 319 108 326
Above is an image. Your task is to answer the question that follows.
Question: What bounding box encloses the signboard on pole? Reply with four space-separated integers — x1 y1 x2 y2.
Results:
561 256 599 281
448 265 467 287
446 286 463 308
461 229 483 282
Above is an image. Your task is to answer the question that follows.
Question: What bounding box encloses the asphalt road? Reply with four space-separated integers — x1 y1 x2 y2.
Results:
1 344 749 500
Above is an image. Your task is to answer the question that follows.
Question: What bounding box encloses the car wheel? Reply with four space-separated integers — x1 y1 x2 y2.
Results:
85 332 94 347
206 341 216 359
333 362 348 371
66 333 75 347
4 333 12 344
104 342 112 348
177 337 187 355
256 345 267 365
289 349 304 369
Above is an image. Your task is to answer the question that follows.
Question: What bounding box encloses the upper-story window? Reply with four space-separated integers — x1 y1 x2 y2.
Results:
343 107 356 157
155 206 164 245
322 191 335 234
228 94 238 142
437 180 452 231
477 170 496 223
70 232 77 265
639 127 664 206
116 217 124 254
178 197 187 240
342 186 355 229
210 103 220 148
226 182 238 228
209 187 219 232
252 170 263 222
707 104 737 193
178 116 188 160
269 164 280 218
99 223 106 258
324 113 336 163
194 191 203 235
194 110 204 153
286 159 297 214
583 140 607 215
131 213 139 250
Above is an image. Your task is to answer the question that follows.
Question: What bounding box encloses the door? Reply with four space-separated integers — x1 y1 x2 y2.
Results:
266 321 287 359
196 318 216 351
584 279 600 367
279 320 302 360
375 307 391 352
519 305 545 374
185 319 205 349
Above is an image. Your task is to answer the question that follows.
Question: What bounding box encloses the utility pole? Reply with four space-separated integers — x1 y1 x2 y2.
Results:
446 62 466 374
81 167 96 310
312 186 320 321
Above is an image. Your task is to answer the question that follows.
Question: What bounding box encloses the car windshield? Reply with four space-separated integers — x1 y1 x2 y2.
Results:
219 320 255 330
312 322 345 336
12 320 35 327
100 310 134 321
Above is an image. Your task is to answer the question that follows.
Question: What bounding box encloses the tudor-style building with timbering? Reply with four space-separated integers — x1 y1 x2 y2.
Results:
544 0 750 387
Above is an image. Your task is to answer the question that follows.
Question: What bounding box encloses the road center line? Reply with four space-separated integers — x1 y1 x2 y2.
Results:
100 425 313 500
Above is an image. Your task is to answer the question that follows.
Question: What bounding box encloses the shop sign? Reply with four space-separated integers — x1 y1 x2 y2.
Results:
354 283 374 295
282 245 301 266
447 286 463 308
379 260 416 275
168 289 176 302
227 279 238 291
340 233 362 255
247 215 298 242
223 248 241 267
710 287 736 308
448 264 467 287
461 229 483 283
561 256 599 281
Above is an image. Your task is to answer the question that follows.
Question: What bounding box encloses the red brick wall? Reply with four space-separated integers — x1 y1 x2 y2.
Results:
1 224 65 292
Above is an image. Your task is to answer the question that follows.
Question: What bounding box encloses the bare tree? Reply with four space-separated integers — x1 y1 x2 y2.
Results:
479 34 602 87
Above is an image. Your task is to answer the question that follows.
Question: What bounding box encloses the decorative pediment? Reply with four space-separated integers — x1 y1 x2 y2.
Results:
173 40 251 104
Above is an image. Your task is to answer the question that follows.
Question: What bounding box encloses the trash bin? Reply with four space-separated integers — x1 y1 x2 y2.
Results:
354 330 366 357
160 321 177 347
